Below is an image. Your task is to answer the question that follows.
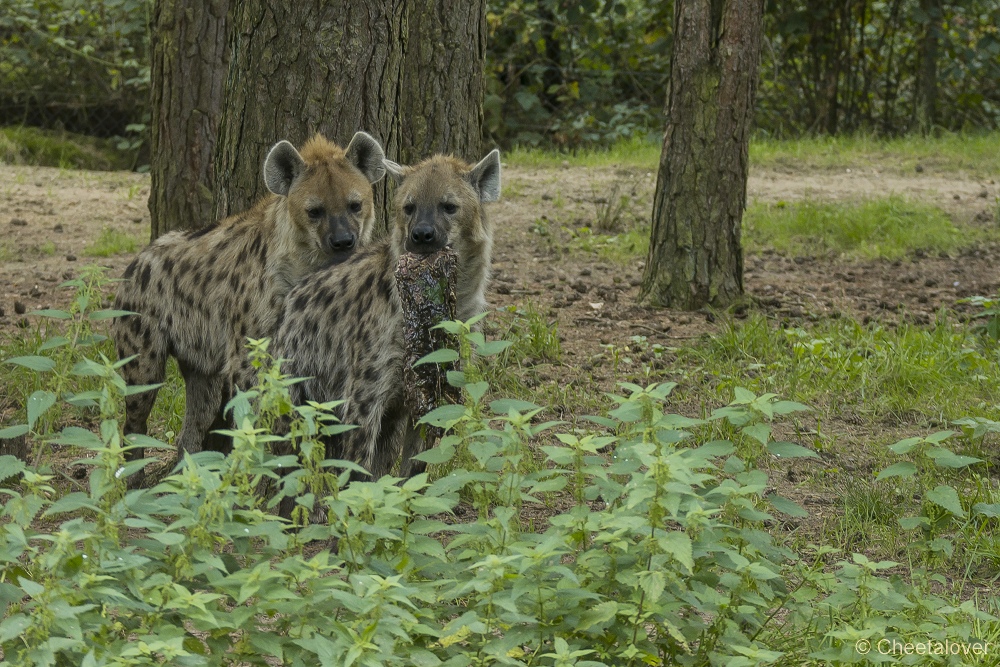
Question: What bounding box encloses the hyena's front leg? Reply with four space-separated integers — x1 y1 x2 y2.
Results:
175 367 229 461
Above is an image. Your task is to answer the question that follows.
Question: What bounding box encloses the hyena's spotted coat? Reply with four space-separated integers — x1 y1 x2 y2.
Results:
113 133 386 482
273 150 502 479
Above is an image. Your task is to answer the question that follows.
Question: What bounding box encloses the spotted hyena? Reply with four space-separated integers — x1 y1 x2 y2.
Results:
273 149 501 479
113 132 386 483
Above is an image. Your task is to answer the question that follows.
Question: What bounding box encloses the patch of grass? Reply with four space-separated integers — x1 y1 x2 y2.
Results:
744 196 983 260
829 478 914 555
0 126 135 171
566 225 649 265
83 227 141 257
750 131 1000 176
0 240 58 261
679 312 1000 424
506 135 660 169
506 131 1000 175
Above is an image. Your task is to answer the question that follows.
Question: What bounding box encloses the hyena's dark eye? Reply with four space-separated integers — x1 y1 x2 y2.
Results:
349 201 363 213
403 203 416 216
441 202 458 215
307 206 325 219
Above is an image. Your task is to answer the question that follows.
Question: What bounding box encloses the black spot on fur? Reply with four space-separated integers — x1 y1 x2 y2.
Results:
123 259 138 279
162 257 174 275
249 235 261 258
378 275 392 299
294 293 309 311
186 223 219 239
139 265 152 291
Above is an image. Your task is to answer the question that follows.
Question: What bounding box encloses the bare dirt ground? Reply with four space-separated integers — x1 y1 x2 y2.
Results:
3 162 994 334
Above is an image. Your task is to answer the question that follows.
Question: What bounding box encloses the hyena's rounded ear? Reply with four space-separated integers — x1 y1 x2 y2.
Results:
382 158 407 185
345 131 386 184
263 140 306 196
467 149 502 203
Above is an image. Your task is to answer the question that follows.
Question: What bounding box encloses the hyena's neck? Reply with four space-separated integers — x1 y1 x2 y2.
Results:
456 221 492 323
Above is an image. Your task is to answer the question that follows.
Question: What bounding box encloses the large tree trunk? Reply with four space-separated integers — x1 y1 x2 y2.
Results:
398 0 487 164
213 1 407 222
639 0 763 310
148 0 229 240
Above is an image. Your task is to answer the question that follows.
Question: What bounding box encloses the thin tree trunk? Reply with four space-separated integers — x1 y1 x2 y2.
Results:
639 0 763 310
399 0 486 164
917 0 941 133
213 0 407 221
148 0 229 240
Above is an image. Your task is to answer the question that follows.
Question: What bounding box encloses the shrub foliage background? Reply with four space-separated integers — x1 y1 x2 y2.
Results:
2 0 1000 153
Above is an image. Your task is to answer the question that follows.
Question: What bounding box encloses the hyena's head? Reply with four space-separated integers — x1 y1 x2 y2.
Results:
384 150 501 258
263 132 385 260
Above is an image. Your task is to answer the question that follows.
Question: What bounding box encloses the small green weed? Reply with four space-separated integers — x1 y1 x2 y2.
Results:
83 227 140 257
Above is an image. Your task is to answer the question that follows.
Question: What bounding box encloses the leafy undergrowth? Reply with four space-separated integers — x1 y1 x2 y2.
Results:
1 273 999 665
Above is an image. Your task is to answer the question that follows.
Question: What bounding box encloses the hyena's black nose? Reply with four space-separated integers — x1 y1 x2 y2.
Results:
329 231 356 252
410 224 436 246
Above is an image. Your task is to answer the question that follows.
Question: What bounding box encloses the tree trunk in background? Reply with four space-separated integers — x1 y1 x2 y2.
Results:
148 0 229 240
213 0 407 222
639 0 763 310
917 0 941 134
398 0 486 164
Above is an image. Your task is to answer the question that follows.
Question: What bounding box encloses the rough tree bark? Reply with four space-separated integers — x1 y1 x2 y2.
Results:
213 1 406 221
213 1 486 225
639 0 763 310
398 0 487 164
148 0 229 240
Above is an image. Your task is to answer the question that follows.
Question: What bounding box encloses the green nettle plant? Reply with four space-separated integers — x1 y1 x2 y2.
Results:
0 276 998 666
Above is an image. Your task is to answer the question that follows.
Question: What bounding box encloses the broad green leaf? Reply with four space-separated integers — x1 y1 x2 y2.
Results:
490 398 541 414
464 381 489 404
742 423 771 446
899 516 930 530
475 339 513 357
29 309 71 319
973 503 1000 518
889 437 922 455
0 614 30 643
926 485 966 517
418 404 467 427
5 356 56 372
88 309 134 320
876 462 917 481
767 494 809 518
578 601 618 632
26 390 57 430
0 424 29 439
925 447 981 469
0 456 26 483
413 349 459 366
37 336 70 351
659 531 694 571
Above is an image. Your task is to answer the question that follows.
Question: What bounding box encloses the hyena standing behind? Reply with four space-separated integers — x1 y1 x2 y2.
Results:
273 150 501 479
113 132 386 484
